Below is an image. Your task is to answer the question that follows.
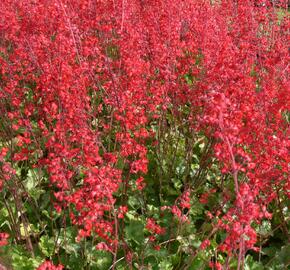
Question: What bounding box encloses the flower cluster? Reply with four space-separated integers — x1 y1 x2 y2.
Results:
37 261 63 270
0 233 9 247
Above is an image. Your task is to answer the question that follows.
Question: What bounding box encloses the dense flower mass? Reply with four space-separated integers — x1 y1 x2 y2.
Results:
0 0 289 269
37 261 63 270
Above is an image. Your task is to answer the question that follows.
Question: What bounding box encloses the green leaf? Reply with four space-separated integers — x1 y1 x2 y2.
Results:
276 244 290 266
39 235 55 257
11 245 42 270
244 255 264 270
24 169 37 191
55 227 80 259
158 259 173 270
93 250 112 270
125 220 144 244
188 254 205 270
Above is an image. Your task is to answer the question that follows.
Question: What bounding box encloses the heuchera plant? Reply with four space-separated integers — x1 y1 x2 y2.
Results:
0 0 289 269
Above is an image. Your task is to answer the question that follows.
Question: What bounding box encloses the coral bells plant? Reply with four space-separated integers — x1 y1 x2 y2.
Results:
0 0 289 269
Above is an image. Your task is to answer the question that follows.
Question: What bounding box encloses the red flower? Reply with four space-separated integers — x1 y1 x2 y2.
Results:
0 233 9 246
200 239 210 250
146 218 165 235
37 261 63 270
118 206 128 219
